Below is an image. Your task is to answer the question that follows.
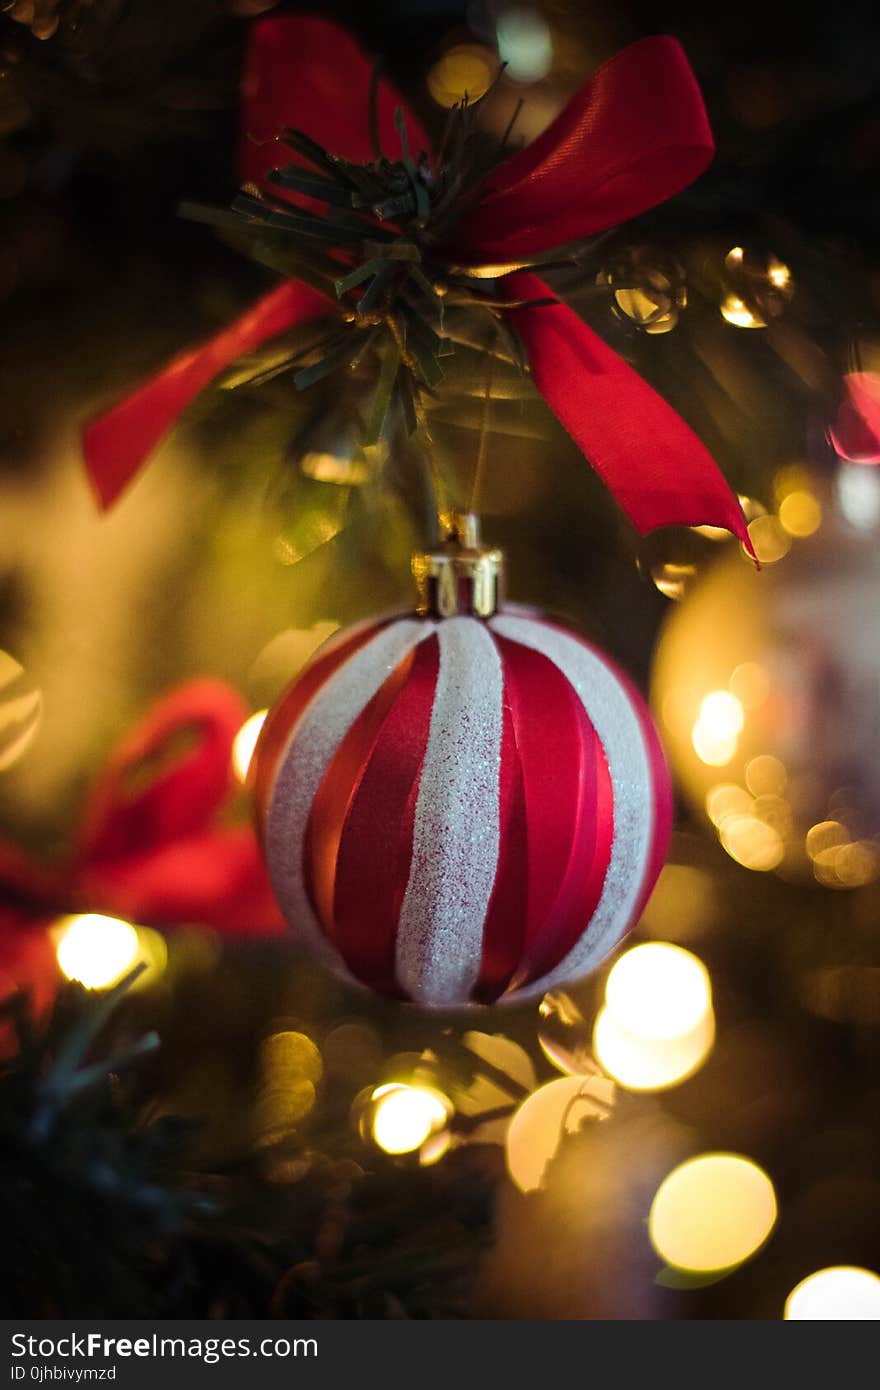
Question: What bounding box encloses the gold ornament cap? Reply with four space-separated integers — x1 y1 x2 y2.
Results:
412 512 503 619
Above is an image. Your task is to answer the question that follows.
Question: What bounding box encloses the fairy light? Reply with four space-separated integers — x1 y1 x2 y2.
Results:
745 754 787 797
593 943 715 1091
604 943 711 1040
371 1083 450 1155
55 913 141 990
784 1266 880 1320
691 690 744 766
706 782 753 827
649 1154 777 1273
729 663 770 710
427 44 496 107
232 709 268 783
778 490 822 538
719 813 785 871
745 514 791 564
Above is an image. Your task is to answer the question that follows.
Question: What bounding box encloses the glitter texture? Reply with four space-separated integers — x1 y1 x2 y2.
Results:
490 613 654 998
396 617 504 1006
265 619 432 978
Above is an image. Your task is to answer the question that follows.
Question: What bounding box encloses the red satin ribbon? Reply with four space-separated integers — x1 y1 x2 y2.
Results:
84 281 330 509
486 636 614 995
451 35 713 263
82 15 751 551
0 680 284 1000
319 637 438 995
506 270 754 542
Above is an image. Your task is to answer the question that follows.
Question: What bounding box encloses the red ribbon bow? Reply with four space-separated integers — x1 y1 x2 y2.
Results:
83 15 751 552
829 372 880 464
0 680 283 1003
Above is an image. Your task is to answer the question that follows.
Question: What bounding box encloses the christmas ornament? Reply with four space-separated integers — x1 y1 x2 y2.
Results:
251 515 671 1007
596 245 687 335
652 463 880 886
719 244 793 329
82 14 752 556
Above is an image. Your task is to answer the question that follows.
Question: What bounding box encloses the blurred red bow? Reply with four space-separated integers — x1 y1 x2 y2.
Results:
84 15 751 552
0 680 283 1004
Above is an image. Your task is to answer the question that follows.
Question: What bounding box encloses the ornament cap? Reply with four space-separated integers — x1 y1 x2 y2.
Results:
412 512 504 619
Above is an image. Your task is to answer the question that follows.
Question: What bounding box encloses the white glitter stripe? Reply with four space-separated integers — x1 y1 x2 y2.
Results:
264 618 433 978
396 617 504 1006
489 614 654 1000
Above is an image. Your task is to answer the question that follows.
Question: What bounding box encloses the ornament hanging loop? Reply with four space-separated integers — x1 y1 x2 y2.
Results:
412 512 503 619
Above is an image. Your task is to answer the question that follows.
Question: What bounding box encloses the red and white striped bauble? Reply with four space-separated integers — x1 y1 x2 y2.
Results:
252 609 671 1007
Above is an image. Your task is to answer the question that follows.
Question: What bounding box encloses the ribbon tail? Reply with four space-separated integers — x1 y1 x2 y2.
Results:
506 272 753 553
83 279 331 509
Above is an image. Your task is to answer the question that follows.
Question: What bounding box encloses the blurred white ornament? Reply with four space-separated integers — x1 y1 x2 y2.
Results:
505 1074 615 1192
652 470 880 884
496 8 553 83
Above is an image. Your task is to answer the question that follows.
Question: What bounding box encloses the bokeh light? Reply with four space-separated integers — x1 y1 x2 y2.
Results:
719 813 785 871
784 1266 880 1320
427 44 497 107
649 1154 777 1273
706 781 753 827
729 662 770 711
55 913 141 990
593 1007 715 1092
593 943 715 1091
745 514 791 564
255 1030 323 1147
691 689 744 766
604 943 712 1040
371 1083 450 1155
779 490 822 538
505 1075 615 1192
720 292 765 328
745 753 787 797
496 7 553 84
232 709 268 783
836 461 880 530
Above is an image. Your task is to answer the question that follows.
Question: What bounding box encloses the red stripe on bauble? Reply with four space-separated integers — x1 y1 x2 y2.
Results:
250 619 388 839
321 636 440 995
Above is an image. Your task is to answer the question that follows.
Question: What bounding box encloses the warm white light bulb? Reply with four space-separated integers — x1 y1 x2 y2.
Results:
371 1084 449 1155
604 943 712 1041
784 1266 880 1320
649 1153 777 1273
232 709 268 783
56 913 141 990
